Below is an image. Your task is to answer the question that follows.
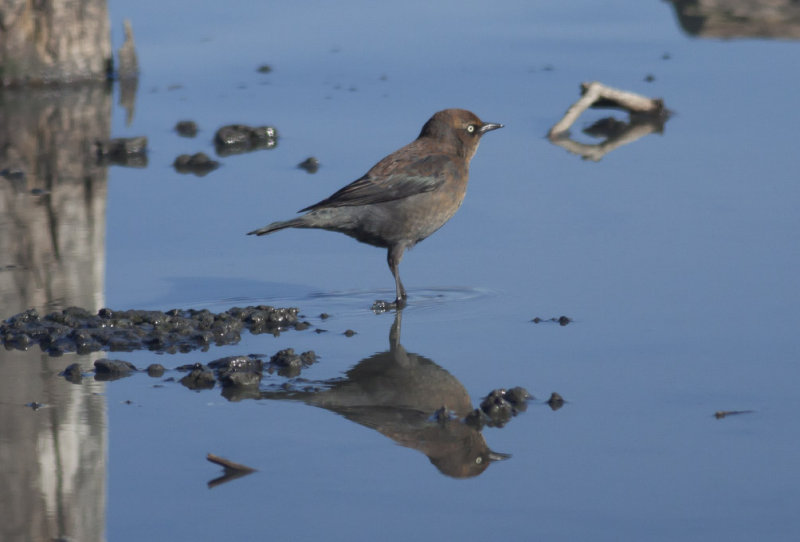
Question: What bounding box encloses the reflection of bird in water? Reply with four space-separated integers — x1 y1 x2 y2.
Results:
261 311 509 478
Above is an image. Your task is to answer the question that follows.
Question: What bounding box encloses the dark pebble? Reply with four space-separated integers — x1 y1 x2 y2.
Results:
256 64 273 73
546 392 565 410
214 124 278 156
175 120 198 137
505 386 532 407
179 365 216 390
146 364 166 378
173 152 220 176
61 363 84 384
269 348 317 378
270 348 301 368
220 370 262 390
300 350 317 364
478 387 531 428
94 358 138 381
209 355 264 388
343 329 356 337
298 156 319 173
95 136 148 168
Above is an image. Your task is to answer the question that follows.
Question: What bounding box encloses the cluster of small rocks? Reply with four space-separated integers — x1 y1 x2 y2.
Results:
60 349 318 400
465 387 532 429
1 305 303 356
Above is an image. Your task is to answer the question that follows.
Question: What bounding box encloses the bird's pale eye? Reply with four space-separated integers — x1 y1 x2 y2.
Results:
466 125 476 133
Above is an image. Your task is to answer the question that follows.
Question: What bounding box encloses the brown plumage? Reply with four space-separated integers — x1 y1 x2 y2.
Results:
248 108 502 307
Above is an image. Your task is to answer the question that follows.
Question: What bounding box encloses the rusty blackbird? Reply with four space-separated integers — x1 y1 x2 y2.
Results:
248 108 502 307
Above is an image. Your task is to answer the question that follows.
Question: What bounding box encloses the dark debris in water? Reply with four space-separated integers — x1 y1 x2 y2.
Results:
298 156 319 173
546 392 566 411
179 364 216 390
60 363 84 384
95 136 148 168
214 124 278 156
94 358 138 381
147 364 166 378
1 305 303 356
175 120 198 137
714 410 754 419
532 315 572 326
466 386 532 429
267 348 318 378
173 152 220 176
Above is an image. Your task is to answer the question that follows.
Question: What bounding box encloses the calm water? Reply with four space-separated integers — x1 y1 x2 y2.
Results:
2 1 799 540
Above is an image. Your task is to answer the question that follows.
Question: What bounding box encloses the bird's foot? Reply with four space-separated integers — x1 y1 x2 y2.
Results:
370 297 406 313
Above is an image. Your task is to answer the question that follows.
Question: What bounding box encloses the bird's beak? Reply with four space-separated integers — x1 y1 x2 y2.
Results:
487 450 512 462
479 122 504 134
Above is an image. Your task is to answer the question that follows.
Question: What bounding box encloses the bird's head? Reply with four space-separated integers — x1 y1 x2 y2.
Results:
418 108 503 162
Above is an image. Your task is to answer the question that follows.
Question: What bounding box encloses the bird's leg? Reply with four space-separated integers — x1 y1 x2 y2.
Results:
387 245 407 307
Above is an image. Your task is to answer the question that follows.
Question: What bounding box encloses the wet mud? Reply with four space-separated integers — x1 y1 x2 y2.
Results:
1 305 303 356
38 308 539 478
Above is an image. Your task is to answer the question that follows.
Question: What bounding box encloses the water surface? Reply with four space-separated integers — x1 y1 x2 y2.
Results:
2 1 799 540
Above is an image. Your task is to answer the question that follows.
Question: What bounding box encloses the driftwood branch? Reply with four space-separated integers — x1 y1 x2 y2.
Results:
547 82 670 161
549 81 666 137
206 453 257 488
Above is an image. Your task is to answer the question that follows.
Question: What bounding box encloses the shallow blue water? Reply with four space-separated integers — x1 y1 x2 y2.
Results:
2 1 798 541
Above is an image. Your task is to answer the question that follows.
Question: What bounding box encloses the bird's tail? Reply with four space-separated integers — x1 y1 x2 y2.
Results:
247 217 306 236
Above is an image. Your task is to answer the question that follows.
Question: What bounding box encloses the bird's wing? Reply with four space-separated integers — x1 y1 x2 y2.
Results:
299 154 455 212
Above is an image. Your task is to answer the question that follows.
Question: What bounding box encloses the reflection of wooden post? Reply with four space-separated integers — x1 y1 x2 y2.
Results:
0 86 109 312
0 0 111 86
0 84 110 542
